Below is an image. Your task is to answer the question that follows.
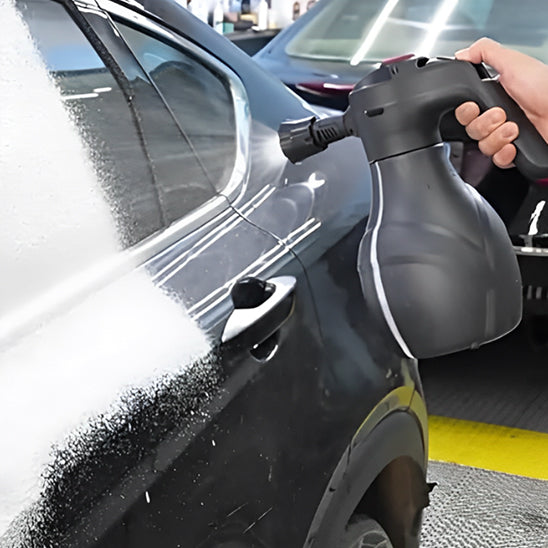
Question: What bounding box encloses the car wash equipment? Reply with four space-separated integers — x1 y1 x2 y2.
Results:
278 56 548 360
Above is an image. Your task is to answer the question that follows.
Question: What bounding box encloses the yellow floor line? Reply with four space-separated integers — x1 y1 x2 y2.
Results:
428 415 548 481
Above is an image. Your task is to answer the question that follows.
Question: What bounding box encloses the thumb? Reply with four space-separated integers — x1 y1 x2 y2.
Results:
455 37 506 73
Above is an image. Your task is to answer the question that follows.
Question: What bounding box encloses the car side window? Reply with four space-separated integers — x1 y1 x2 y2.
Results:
116 22 238 194
18 0 165 248
19 0 223 250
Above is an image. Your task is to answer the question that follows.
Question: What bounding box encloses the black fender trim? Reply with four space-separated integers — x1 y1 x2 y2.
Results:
303 410 426 548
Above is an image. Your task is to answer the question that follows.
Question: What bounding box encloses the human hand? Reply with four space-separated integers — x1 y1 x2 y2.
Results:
455 38 548 169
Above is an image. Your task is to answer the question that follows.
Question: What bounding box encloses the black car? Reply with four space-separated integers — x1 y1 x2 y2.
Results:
4 0 515 546
254 0 548 339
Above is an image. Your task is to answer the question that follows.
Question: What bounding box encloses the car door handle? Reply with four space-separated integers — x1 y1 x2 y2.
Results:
221 276 296 345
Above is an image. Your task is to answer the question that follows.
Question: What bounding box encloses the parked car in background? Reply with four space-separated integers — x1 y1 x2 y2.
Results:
254 0 548 341
1 0 432 546
227 27 281 56
254 0 548 111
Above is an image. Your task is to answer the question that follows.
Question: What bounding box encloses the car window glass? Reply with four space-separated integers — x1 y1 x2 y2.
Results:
4 0 224 338
3 0 171 331
285 0 548 64
19 0 223 253
18 0 164 248
115 22 237 194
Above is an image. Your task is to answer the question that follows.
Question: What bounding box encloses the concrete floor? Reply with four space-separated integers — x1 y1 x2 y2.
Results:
418 319 548 547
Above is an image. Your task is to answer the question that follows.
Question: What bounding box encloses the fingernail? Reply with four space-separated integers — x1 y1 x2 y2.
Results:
455 48 469 58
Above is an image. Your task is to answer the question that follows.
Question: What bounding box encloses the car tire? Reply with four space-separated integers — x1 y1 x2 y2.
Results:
339 515 394 548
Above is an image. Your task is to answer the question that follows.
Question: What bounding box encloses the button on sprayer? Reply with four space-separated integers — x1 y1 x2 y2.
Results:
278 56 548 359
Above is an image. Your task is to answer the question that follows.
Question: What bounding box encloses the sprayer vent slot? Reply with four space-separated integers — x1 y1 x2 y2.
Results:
317 127 338 141
366 108 384 117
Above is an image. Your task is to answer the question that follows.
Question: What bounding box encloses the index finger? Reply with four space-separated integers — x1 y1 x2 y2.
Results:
455 101 480 126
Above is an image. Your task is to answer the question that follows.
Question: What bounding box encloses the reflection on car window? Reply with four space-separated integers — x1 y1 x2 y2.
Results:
285 0 548 64
19 0 166 248
20 0 225 251
116 23 237 194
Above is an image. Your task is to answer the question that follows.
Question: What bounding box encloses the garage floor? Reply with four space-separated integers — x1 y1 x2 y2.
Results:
419 320 548 547
421 462 548 547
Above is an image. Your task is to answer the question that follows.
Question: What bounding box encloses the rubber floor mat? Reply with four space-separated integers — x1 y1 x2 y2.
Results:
421 461 548 547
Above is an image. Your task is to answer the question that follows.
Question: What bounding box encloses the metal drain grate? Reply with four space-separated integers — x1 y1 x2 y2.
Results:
420 461 548 547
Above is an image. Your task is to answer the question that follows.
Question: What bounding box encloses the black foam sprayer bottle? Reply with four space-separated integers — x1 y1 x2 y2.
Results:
278 56 548 359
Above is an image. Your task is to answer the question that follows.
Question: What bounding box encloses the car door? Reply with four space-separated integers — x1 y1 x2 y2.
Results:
150 0 423 443
84 1 425 546
2 1 330 547
139 0 423 405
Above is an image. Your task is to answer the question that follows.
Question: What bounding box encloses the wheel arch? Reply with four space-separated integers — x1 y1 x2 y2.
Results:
303 408 429 548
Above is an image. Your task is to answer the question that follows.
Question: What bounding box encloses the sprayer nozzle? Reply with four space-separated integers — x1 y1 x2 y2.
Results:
279 113 352 164
279 116 323 164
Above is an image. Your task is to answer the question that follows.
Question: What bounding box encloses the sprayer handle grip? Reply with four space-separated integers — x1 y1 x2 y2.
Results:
478 77 548 180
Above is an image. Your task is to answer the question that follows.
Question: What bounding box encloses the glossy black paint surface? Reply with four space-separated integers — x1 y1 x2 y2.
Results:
3 1 428 546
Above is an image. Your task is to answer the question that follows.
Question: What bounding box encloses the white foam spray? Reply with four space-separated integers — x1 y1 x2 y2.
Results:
0 0 120 323
0 1 211 538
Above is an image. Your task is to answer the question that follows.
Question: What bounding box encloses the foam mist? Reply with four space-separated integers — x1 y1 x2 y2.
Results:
0 1 212 541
